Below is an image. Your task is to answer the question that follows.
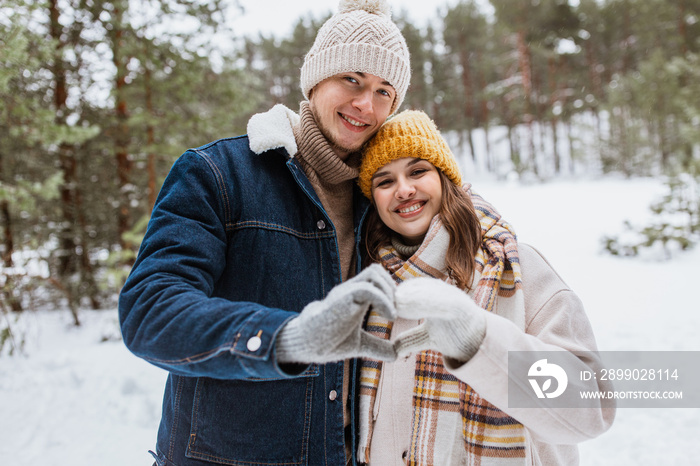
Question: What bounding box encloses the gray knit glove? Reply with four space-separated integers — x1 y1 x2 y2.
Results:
393 277 487 363
276 264 398 364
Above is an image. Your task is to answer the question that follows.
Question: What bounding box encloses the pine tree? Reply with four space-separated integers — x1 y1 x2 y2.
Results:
604 168 700 259
442 0 490 162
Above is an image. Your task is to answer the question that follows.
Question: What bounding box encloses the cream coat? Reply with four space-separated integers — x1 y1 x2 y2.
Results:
368 244 615 465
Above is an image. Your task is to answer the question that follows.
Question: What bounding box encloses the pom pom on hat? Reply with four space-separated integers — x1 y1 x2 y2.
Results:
338 0 391 16
359 110 463 199
301 0 410 114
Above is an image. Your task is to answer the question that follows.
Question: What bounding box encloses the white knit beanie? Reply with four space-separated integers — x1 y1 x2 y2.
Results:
300 0 411 114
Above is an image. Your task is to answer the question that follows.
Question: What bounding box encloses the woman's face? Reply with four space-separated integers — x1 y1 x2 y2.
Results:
371 157 443 245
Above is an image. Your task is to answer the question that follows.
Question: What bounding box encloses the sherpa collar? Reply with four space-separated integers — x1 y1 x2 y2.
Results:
247 104 300 157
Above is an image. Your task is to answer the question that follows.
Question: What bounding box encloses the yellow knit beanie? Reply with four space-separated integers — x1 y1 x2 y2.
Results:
359 110 462 199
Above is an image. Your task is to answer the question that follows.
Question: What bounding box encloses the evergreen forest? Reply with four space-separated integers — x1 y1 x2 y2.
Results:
1 0 699 323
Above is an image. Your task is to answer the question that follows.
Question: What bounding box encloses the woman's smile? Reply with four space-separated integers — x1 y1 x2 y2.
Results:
371 157 443 245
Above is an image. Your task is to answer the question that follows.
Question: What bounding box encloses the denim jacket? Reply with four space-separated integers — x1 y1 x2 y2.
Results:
119 107 371 465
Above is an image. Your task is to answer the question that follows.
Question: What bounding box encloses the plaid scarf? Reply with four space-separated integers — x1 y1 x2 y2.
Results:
358 187 527 465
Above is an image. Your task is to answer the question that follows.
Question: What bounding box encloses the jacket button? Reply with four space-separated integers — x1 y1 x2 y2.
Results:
246 336 262 352
316 220 326 230
328 390 338 401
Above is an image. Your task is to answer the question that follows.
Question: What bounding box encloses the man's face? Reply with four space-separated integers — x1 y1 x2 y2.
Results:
309 72 396 161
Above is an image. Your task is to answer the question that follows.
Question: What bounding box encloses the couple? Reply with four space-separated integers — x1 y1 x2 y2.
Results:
119 1 613 465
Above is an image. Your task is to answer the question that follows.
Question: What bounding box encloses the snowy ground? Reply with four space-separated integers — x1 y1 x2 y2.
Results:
475 176 700 466
1 176 699 465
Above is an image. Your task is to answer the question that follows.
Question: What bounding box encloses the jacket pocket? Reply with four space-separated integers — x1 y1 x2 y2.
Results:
186 375 316 465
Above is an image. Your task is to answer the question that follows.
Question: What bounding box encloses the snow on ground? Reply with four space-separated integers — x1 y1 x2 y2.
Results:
0 310 165 465
474 175 700 466
1 176 699 465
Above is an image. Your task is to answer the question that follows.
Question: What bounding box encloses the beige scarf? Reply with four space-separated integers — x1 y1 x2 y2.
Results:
358 187 527 465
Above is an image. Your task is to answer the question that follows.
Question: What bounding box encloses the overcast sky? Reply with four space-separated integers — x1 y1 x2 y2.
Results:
229 0 482 38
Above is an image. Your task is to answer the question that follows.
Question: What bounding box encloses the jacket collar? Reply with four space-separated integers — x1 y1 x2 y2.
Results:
247 104 300 157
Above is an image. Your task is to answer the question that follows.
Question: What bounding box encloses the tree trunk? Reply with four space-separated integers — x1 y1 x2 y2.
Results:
1 199 22 313
50 0 79 277
621 0 633 75
547 56 560 174
112 5 132 252
583 38 606 166
458 46 476 161
75 183 100 310
57 146 77 276
507 123 521 173
516 29 537 175
566 120 576 175
49 0 100 313
678 0 688 55
145 50 157 213
0 150 13 273
1 200 12 270
475 51 492 172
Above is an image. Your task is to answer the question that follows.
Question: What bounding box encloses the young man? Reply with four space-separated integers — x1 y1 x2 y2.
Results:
118 1 411 465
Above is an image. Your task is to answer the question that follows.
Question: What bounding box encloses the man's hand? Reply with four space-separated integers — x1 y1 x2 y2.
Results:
275 264 397 364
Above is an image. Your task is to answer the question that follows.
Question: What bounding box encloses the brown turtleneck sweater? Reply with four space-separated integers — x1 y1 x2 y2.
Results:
293 102 360 283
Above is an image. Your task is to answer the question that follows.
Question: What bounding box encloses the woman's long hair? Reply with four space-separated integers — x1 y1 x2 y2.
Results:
363 171 482 290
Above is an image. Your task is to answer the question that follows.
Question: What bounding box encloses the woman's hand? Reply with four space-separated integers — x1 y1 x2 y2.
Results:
392 277 486 363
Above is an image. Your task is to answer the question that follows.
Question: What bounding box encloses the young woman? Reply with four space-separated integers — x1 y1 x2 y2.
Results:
356 110 614 465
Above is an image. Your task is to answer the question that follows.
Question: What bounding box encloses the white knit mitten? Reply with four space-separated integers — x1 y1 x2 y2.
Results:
393 277 486 362
276 264 397 364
